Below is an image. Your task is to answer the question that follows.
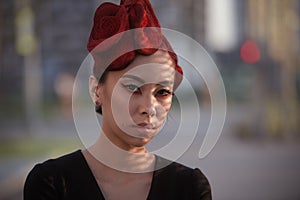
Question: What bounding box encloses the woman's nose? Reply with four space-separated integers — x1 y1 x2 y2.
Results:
138 93 156 117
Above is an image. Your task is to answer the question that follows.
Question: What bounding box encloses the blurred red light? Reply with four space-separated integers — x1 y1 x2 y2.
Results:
240 40 261 64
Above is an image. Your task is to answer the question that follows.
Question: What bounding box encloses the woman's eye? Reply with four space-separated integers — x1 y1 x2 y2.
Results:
156 89 172 97
123 84 140 93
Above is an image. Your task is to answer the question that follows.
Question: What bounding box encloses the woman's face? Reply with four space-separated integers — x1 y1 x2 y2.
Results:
91 50 176 151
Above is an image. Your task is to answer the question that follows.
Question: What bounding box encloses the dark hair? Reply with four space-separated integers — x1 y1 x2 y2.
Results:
95 70 108 115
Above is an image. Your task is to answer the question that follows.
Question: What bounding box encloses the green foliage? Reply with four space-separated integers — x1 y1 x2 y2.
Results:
0 137 82 159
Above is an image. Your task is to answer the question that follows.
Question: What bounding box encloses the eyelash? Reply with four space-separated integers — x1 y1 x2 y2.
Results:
122 84 141 93
122 84 173 97
156 89 172 97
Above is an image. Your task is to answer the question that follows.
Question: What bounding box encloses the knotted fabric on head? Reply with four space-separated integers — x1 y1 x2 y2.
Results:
87 0 183 86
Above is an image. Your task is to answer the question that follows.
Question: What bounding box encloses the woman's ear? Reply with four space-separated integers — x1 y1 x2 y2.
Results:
89 75 102 105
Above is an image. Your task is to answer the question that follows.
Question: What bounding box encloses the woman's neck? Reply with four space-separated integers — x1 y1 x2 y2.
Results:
87 133 156 173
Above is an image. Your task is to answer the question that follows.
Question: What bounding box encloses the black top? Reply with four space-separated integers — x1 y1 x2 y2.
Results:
24 150 211 200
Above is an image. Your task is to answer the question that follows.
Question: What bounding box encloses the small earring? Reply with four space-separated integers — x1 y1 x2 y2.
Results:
94 100 100 106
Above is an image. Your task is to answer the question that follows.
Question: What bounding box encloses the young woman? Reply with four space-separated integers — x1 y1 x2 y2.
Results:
24 0 211 199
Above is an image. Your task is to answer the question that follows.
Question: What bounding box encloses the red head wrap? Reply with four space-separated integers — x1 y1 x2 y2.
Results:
87 0 183 86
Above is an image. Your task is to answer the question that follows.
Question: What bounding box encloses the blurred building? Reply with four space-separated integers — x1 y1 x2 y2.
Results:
1 0 299 137
0 0 96 117
0 0 97 136
153 0 206 44
245 0 300 137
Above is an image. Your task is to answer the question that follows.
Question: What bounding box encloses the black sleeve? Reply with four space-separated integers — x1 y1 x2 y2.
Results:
23 164 60 200
189 168 212 200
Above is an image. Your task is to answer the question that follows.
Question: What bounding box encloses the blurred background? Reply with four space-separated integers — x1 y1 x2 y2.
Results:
0 0 300 199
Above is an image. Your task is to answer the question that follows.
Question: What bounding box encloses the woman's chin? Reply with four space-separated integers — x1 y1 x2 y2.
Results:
123 134 155 150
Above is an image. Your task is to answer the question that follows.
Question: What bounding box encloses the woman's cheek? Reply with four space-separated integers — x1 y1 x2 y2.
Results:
109 86 132 123
157 101 171 119
162 97 172 112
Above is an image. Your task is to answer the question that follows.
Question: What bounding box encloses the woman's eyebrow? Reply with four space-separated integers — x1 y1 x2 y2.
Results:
121 74 145 83
122 75 173 86
157 81 173 87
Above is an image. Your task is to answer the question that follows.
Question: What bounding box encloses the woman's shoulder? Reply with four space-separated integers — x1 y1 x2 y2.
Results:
27 150 83 175
26 149 87 181
24 150 88 199
155 156 209 179
35 149 82 168
152 156 212 199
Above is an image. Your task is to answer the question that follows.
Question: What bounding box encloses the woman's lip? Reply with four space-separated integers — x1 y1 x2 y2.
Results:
130 124 158 137
137 123 155 129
